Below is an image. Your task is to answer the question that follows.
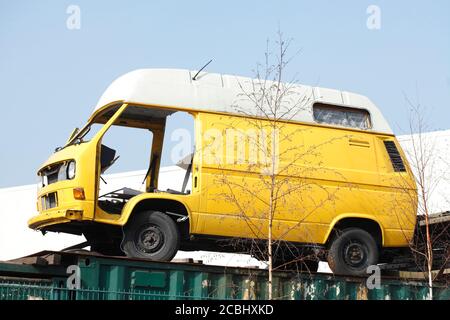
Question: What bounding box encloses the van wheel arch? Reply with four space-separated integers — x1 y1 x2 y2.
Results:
327 218 383 248
122 210 180 261
125 199 191 240
326 218 383 276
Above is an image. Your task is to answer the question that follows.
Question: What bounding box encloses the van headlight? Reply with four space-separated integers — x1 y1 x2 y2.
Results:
67 161 76 179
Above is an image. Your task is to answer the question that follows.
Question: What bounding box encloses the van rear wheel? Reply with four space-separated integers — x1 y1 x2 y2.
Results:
327 228 379 276
123 211 180 261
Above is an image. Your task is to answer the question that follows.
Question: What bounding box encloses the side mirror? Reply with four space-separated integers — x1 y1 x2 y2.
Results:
66 127 80 145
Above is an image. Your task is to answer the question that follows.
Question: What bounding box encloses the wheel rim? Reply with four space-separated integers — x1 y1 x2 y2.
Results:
135 224 164 254
343 240 368 269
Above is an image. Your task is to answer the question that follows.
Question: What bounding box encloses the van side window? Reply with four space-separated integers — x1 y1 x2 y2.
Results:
313 103 371 130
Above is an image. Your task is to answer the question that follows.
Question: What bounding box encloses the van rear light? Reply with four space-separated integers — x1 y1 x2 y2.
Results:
383 141 406 172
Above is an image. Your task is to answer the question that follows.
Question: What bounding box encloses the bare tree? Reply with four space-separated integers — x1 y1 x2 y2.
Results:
394 99 450 299
200 31 346 299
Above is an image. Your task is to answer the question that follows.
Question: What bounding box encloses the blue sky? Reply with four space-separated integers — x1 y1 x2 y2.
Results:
0 0 449 187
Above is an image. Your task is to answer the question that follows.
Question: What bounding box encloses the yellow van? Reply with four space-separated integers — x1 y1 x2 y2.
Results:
28 69 417 275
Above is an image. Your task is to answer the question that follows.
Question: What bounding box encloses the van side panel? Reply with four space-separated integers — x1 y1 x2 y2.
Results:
194 112 417 247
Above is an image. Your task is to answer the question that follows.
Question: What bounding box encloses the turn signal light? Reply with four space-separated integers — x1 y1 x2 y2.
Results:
73 187 86 200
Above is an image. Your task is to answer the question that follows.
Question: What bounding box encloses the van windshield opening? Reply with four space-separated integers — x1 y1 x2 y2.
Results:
95 107 195 214
64 105 125 148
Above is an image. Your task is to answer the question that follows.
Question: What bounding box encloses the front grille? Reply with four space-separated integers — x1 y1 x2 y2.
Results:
41 192 58 210
383 141 406 172
46 169 60 185
40 163 63 187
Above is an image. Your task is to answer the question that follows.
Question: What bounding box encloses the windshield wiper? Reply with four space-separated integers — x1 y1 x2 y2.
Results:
63 125 91 149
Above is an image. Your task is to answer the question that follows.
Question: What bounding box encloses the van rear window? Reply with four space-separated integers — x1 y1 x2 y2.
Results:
313 103 371 130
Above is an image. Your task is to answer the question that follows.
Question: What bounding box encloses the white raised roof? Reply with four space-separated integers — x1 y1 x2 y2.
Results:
94 69 393 134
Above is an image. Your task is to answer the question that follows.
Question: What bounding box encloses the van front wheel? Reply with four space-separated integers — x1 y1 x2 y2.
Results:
123 211 180 261
327 228 379 276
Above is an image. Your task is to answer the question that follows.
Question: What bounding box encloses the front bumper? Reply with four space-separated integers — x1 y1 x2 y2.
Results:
28 207 85 230
28 183 93 230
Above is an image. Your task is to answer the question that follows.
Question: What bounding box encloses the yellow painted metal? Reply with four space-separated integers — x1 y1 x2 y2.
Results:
28 102 417 249
191 112 417 247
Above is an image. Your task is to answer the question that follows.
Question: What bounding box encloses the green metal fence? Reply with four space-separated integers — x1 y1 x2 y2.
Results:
1 278 447 300
0 281 228 300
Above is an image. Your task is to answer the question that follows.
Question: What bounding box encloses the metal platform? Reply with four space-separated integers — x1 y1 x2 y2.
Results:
1 250 449 300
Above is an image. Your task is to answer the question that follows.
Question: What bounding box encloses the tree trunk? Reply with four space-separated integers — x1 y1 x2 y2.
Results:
268 215 273 300
423 206 433 300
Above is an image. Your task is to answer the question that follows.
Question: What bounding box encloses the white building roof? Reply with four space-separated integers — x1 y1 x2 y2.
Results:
94 69 393 134
398 129 450 214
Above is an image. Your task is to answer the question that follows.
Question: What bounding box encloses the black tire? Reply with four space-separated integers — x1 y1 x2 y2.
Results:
327 228 379 276
122 211 180 261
